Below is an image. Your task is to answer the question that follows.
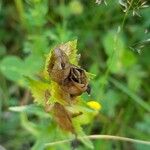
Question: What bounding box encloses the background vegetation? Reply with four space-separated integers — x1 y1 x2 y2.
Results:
0 0 150 150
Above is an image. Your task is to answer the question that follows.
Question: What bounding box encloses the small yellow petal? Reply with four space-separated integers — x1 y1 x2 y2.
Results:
87 101 102 111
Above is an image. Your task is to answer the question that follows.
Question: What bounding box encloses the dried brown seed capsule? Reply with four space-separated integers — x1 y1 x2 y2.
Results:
61 66 89 96
47 46 91 97
48 48 71 84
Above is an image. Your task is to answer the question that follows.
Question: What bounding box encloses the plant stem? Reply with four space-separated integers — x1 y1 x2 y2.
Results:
14 0 26 29
45 134 150 147
100 0 134 98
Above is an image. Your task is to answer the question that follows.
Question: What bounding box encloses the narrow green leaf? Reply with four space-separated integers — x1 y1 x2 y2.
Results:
110 77 150 112
9 105 50 118
59 39 79 65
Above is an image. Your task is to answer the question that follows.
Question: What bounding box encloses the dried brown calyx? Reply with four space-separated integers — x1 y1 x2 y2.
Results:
48 48 71 84
53 102 75 133
48 47 90 97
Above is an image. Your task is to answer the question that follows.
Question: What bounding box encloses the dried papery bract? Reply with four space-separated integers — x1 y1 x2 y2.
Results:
47 46 90 98
53 102 75 133
48 48 71 84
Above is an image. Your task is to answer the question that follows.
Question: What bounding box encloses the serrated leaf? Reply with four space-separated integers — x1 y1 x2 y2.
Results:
49 81 69 105
59 39 79 65
27 77 51 105
44 40 86 80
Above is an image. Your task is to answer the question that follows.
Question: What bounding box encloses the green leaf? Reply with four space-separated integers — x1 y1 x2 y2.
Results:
24 54 44 76
134 144 150 150
59 39 79 65
0 56 25 85
122 50 137 68
101 90 120 117
70 104 97 125
9 104 50 118
103 31 124 56
0 44 6 56
110 77 150 112
20 113 39 136
26 77 51 105
0 55 44 86
70 104 97 149
73 120 94 149
127 65 145 92
102 30 125 73
136 114 150 134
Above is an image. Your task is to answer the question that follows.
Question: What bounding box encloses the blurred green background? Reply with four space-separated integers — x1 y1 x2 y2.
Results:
0 0 150 150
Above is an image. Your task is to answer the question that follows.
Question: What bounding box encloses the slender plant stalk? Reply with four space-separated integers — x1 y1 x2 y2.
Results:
100 0 134 98
14 0 26 29
121 0 134 29
45 134 150 147
109 77 150 112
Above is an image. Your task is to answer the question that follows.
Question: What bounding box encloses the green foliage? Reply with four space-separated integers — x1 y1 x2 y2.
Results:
27 78 51 105
103 30 124 73
0 0 150 150
26 40 97 149
0 55 43 86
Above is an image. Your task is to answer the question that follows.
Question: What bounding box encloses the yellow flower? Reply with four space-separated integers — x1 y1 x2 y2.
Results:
87 101 102 111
